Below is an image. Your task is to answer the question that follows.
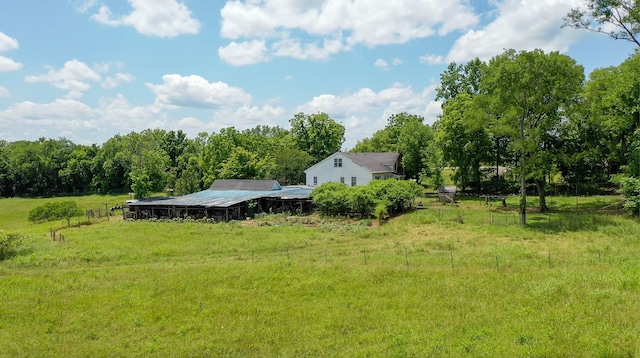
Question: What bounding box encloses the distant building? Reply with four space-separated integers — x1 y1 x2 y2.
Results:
125 179 313 221
304 152 404 187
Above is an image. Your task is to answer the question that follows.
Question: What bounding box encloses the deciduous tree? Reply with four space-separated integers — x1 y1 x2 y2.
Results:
481 49 585 223
290 112 345 162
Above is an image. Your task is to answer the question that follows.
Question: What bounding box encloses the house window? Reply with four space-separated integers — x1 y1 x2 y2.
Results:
351 176 357 186
374 175 380 180
340 177 345 183
334 158 342 167
313 176 317 186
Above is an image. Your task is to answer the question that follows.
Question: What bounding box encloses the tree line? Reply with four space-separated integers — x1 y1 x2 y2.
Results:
0 113 345 199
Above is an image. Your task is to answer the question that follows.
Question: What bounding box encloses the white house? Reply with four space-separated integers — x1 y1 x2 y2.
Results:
304 152 404 187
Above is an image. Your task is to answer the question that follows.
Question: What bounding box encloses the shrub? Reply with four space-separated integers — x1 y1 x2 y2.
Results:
312 182 351 216
313 179 423 218
349 186 375 217
613 175 640 215
0 230 24 260
28 201 84 223
374 202 389 224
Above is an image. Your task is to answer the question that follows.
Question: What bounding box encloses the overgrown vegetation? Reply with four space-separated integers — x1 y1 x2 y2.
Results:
28 201 84 223
614 175 640 215
312 179 422 218
0 230 24 260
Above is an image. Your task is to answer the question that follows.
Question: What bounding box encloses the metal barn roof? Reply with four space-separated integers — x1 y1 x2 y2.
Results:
209 179 282 191
129 184 313 209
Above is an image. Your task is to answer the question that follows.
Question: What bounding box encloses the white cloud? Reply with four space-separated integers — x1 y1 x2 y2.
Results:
218 40 268 66
0 99 96 142
419 54 445 65
375 58 403 69
0 86 9 98
272 35 347 61
97 94 167 131
72 0 98 13
0 56 23 72
440 0 583 63
374 59 388 68
25 59 102 94
0 98 96 122
294 82 441 149
147 74 253 109
101 73 135 89
219 0 478 65
0 95 168 144
208 104 288 132
91 0 200 38
0 32 19 52
0 32 22 72
93 61 125 74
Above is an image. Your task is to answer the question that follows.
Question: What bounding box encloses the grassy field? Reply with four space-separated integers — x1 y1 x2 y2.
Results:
1 194 640 356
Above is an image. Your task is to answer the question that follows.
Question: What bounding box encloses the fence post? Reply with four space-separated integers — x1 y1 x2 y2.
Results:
450 251 454 270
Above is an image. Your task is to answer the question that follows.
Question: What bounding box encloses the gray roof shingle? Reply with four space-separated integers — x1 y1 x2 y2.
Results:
341 152 400 173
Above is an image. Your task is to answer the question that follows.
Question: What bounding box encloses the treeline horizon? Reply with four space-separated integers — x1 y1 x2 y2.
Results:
1 49 639 205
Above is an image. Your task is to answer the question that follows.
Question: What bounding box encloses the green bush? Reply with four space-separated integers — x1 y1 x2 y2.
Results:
613 175 640 215
312 179 423 218
28 201 84 223
374 201 389 224
312 182 350 216
0 230 24 260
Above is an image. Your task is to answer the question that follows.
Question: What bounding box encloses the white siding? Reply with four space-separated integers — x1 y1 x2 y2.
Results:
305 152 374 187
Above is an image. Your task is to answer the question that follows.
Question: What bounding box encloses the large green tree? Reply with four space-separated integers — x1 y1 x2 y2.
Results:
396 114 433 180
564 0 640 47
436 94 493 192
218 147 274 180
481 49 585 223
290 112 345 162
582 53 640 178
435 58 485 105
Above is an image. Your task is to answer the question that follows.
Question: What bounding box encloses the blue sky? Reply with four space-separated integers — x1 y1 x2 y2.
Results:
0 0 636 149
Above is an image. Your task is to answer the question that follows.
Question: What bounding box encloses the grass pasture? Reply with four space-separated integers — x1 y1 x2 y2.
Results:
1 195 640 356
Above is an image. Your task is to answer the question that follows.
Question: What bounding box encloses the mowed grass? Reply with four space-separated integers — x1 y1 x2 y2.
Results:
1 195 640 356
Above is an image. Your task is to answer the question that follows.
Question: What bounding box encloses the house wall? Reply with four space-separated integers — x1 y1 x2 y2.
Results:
305 152 374 187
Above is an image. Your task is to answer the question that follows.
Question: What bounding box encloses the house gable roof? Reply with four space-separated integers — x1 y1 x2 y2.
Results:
209 179 282 191
304 152 401 174
341 152 400 174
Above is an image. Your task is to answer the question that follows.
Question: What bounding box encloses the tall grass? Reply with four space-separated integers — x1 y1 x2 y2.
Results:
1 194 640 356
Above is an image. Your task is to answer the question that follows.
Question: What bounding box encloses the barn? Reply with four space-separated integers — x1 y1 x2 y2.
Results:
125 179 314 221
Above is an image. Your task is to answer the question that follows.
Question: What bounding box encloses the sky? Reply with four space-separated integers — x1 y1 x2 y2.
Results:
0 0 637 150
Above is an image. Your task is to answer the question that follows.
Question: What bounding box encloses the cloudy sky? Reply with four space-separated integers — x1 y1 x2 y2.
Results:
0 0 636 149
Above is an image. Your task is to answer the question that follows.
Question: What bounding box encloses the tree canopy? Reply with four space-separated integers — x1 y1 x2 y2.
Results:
481 49 585 223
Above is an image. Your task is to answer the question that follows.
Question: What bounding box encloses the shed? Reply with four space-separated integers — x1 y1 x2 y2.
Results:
125 179 313 221
437 186 457 203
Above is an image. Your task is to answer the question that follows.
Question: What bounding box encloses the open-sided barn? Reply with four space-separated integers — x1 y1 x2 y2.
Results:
125 179 314 221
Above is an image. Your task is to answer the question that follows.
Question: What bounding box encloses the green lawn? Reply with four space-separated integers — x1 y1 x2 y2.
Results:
1 195 639 356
